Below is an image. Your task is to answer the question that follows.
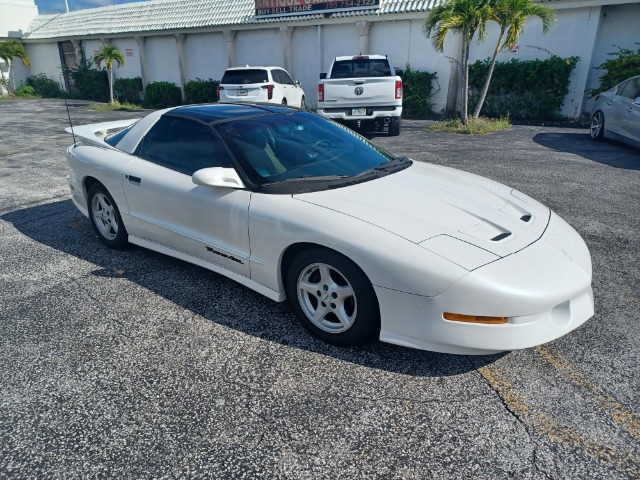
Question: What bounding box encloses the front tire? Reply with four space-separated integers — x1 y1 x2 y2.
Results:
590 111 605 140
87 183 128 249
389 117 401 136
286 247 380 346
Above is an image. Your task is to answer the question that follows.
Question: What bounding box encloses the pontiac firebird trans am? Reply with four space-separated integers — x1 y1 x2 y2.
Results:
65 104 594 355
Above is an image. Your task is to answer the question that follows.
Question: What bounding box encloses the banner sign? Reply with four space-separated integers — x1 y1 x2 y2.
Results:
255 0 380 18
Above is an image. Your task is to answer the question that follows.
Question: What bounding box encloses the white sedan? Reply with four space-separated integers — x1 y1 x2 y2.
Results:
65 104 594 355
590 75 640 148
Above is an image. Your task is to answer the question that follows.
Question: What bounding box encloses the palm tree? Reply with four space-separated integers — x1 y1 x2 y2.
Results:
424 0 492 125
92 43 125 104
0 40 31 93
472 0 555 118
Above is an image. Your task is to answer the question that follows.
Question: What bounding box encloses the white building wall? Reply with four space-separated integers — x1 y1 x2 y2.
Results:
184 32 227 81
235 28 283 68
321 23 359 73
146 35 181 85
291 25 318 107
25 42 62 84
110 38 141 79
0 0 38 38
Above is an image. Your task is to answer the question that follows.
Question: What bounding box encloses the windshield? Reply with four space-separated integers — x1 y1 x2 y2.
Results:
213 112 402 190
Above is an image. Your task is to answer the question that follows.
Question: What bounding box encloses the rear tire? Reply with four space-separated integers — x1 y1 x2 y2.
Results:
282 98 287 105
286 247 380 347
300 96 306 109
389 117 401 136
590 111 604 140
87 183 128 249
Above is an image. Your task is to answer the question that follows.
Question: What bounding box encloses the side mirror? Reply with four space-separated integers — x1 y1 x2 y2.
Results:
635 97 640 106
192 167 245 189
295 80 301 85
319 72 327 79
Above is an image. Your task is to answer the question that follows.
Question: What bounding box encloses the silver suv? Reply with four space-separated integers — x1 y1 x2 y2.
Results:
218 66 306 108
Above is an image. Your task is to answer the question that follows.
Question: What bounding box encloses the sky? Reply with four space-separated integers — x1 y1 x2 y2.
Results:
35 0 147 15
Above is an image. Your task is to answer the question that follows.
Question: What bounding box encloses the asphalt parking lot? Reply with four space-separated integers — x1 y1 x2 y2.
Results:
1 99 638 479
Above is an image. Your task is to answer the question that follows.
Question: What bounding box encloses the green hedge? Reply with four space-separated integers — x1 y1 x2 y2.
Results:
114 77 143 104
185 78 219 104
25 74 63 98
143 81 182 108
588 45 640 96
68 62 109 102
469 55 579 119
400 65 438 116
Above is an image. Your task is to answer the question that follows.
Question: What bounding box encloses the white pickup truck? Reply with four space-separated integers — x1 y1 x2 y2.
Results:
316 55 403 136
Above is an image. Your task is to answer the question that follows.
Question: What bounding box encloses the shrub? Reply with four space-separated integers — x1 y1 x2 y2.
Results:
67 61 109 102
15 84 37 97
25 73 62 98
588 44 640 96
143 81 182 108
400 65 438 116
114 77 143 104
468 55 579 119
185 78 219 104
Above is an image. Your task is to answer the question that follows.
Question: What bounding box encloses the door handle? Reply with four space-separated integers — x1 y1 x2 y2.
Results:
627 107 633 112
606 101 612 106
126 175 141 185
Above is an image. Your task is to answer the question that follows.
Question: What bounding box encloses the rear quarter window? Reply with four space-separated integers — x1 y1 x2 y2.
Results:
221 69 268 84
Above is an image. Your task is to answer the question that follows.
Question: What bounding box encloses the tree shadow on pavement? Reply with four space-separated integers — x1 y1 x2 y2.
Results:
533 132 640 170
3 200 505 378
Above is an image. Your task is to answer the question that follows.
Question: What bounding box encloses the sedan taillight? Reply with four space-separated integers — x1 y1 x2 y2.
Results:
395 80 403 99
261 84 274 100
318 83 324 102
217 85 224 101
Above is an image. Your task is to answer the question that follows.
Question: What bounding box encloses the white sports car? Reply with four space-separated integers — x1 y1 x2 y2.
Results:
65 104 594 355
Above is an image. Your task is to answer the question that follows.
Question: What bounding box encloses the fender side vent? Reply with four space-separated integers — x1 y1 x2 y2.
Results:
491 232 511 242
520 214 532 222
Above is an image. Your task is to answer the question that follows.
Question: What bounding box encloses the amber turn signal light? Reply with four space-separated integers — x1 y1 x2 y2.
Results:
443 313 508 324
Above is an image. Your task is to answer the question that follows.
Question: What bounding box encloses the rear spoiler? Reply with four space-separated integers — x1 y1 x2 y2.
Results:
65 119 138 147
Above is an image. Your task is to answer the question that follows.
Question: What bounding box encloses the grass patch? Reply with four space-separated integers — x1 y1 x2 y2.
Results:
427 116 511 134
89 100 142 111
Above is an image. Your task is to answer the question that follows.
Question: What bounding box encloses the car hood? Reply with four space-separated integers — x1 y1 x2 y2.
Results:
293 161 550 259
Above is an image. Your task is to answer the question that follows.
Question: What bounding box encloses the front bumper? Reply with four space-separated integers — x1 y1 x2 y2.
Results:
376 212 594 355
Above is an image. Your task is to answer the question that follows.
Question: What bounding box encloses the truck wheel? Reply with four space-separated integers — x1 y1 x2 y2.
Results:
389 117 401 136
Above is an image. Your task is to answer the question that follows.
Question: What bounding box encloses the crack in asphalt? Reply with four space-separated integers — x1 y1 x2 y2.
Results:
471 360 640 478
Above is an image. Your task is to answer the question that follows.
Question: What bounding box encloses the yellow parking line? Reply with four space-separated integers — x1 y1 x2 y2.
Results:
477 365 640 477
536 344 640 442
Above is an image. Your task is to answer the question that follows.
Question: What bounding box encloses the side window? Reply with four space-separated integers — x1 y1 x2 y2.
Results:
281 70 296 85
619 78 640 99
138 116 233 176
615 80 629 95
272 70 285 84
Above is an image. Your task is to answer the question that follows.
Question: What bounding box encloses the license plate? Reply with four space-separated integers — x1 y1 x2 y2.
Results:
351 108 366 116
237 89 248 96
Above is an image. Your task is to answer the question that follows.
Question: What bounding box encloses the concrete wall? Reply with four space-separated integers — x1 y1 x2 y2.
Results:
25 42 63 86
110 38 141 79
235 28 283 68
146 35 181 85
184 32 227 81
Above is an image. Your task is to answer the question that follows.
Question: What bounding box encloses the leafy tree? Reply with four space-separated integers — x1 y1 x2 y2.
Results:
473 0 554 118
92 43 125 104
0 40 31 93
424 0 491 125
